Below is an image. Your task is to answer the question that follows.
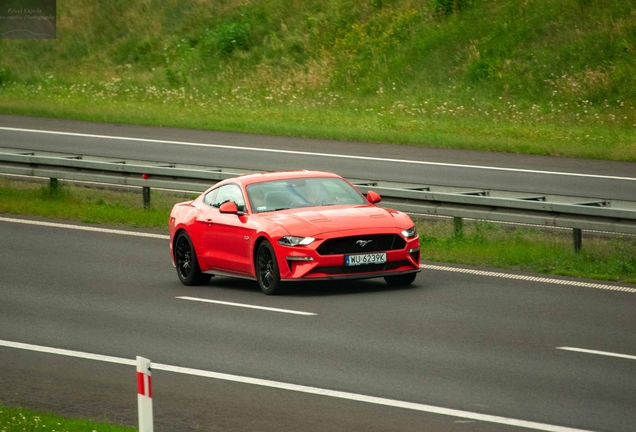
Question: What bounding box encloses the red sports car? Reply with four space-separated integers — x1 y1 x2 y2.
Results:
169 170 420 294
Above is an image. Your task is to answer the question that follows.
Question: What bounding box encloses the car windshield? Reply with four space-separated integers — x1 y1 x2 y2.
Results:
247 177 366 213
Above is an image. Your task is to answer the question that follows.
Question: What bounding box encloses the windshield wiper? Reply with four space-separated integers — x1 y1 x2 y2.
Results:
260 207 291 213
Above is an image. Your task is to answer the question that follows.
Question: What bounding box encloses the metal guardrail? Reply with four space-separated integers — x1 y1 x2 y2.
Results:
0 149 251 192
1 148 635 250
352 184 636 235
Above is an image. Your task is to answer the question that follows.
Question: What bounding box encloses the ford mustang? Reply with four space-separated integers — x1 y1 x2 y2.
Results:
169 170 420 294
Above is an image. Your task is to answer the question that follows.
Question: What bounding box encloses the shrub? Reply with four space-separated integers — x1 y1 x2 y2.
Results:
215 22 251 55
0 68 11 87
435 0 473 16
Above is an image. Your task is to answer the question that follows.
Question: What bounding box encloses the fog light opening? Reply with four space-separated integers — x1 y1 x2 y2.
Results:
408 249 420 263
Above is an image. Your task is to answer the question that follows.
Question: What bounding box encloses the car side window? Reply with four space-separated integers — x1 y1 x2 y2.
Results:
210 184 246 212
203 188 218 207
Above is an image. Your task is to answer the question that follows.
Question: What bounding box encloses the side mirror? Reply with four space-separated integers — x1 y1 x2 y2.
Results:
366 190 382 204
219 201 241 214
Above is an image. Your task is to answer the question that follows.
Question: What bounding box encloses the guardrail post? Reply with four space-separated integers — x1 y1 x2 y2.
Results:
573 228 582 253
142 186 151 210
49 178 58 193
137 356 153 432
453 217 464 238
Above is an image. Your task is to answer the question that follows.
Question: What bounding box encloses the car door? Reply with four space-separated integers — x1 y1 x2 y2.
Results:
201 184 253 274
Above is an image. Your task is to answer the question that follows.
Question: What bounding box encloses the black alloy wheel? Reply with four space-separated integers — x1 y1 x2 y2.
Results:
256 240 282 295
175 232 211 286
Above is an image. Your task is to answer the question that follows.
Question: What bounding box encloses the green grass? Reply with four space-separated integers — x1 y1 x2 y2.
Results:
1 177 635 284
0 178 191 229
417 219 636 284
0 404 135 432
1 0 635 160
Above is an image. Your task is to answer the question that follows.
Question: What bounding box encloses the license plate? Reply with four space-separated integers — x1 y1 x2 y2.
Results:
345 252 387 266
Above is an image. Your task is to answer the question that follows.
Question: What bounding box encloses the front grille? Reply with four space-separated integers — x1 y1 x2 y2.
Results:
308 260 411 275
317 234 406 255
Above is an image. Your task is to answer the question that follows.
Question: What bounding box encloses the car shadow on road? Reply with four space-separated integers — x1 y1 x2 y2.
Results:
203 276 421 297
285 279 421 297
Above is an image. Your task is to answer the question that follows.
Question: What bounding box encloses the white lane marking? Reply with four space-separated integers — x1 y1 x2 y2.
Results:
1 126 634 182
177 296 316 316
0 339 595 432
0 216 170 239
0 340 135 366
2 216 634 294
557 347 636 361
420 264 636 294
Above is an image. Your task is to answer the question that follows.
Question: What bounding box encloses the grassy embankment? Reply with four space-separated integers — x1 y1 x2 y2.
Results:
0 0 635 160
0 404 135 432
1 177 634 284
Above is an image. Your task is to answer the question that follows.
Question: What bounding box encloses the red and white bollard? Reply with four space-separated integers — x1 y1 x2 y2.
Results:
137 356 154 432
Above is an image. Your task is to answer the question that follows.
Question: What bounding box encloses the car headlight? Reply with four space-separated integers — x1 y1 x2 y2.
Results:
401 226 418 238
278 236 316 246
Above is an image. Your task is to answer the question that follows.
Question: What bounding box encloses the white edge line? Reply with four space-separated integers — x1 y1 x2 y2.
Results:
0 216 170 239
177 296 316 316
1 216 633 294
556 347 636 361
0 340 135 366
1 126 634 182
0 339 594 432
420 264 636 294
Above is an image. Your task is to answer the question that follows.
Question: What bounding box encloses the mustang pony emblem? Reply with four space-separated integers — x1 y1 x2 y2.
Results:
356 240 373 247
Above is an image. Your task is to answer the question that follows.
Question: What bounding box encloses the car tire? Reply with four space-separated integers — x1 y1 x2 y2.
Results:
175 232 212 286
384 272 417 287
256 240 283 295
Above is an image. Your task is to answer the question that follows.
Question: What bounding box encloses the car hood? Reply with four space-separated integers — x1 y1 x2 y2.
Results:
263 205 408 237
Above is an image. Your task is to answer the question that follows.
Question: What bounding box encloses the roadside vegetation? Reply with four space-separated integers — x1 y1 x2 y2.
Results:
0 404 134 432
1 177 634 284
418 219 636 284
1 0 635 160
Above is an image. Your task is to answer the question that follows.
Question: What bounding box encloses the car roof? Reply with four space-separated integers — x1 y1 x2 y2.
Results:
231 170 342 186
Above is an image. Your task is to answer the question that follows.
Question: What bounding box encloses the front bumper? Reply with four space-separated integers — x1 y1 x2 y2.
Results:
277 238 420 281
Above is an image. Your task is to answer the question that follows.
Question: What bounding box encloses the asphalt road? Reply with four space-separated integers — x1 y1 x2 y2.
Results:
1 218 634 432
1 115 635 201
